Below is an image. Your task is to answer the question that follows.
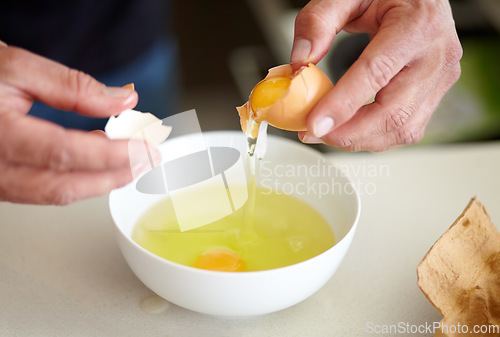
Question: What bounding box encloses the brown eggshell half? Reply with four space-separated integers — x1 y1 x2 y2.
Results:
236 63 333 133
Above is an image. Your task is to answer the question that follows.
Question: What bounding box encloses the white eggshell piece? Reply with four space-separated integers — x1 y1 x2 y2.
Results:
105 109 172 145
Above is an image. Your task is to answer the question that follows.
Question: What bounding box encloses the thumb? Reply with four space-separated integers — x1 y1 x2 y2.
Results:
290 0 369 69
1 46 138 117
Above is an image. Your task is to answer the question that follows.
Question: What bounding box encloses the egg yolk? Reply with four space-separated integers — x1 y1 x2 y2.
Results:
193 249 246 272
250 77 291 112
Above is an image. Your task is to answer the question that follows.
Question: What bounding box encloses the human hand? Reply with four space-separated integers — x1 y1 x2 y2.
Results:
291 0 463 151
0 42 145 204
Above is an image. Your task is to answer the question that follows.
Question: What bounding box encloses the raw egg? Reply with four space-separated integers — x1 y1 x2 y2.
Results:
194 248 246 272
237 63 333 133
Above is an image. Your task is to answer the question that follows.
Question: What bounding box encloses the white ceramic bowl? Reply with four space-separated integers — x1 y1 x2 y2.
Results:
109 131 360 317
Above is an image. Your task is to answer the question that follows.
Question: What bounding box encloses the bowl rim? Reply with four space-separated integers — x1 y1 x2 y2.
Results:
109 130 361 277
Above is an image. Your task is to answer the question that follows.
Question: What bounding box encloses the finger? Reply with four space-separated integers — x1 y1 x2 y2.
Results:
305 0 461 139
319 44 461 151
291 0 370 69
307 23 428 138
0 114 150 171
327 72 452 152
320 59 427 145
89 129 163 170
333 106 430 152
322 102 429 152
89 130 108 137
0 161 134 205
0 46 138 117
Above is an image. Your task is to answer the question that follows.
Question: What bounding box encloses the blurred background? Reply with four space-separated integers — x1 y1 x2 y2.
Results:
172 0 500 150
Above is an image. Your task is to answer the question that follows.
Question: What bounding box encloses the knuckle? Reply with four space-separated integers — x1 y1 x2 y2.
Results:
47 185 77 206
395 127 423 145
0 47 28 79
384 104 415 132
296 4 336 32
417 5 444 39
447 63 462 87
46 131 73 171
349 142 365 152
411 0 451 40
66 68 93 93
437 36 462 88
48 148 71 171
64 68 99 110
333 98 357 121
446 38 463 65
339 136 353 149
337 137 364 152
361 54 396 92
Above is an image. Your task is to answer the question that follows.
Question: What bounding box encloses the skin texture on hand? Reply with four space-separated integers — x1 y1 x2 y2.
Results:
0 43 142 205
292 0 463 151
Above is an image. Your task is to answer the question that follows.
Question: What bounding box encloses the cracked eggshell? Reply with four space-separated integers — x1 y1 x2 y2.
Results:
105 109 172 145
237 63 333 132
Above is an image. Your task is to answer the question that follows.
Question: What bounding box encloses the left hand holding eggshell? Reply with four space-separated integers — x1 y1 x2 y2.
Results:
0 44 140 204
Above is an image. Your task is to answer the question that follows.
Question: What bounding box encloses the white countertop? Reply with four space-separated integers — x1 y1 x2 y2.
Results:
1 141 499 336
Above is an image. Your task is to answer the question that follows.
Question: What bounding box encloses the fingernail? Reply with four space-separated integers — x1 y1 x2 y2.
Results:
302 135 324 144
290 38 312 65
103 86 134 99
313 117 334 138
122 83 135 90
